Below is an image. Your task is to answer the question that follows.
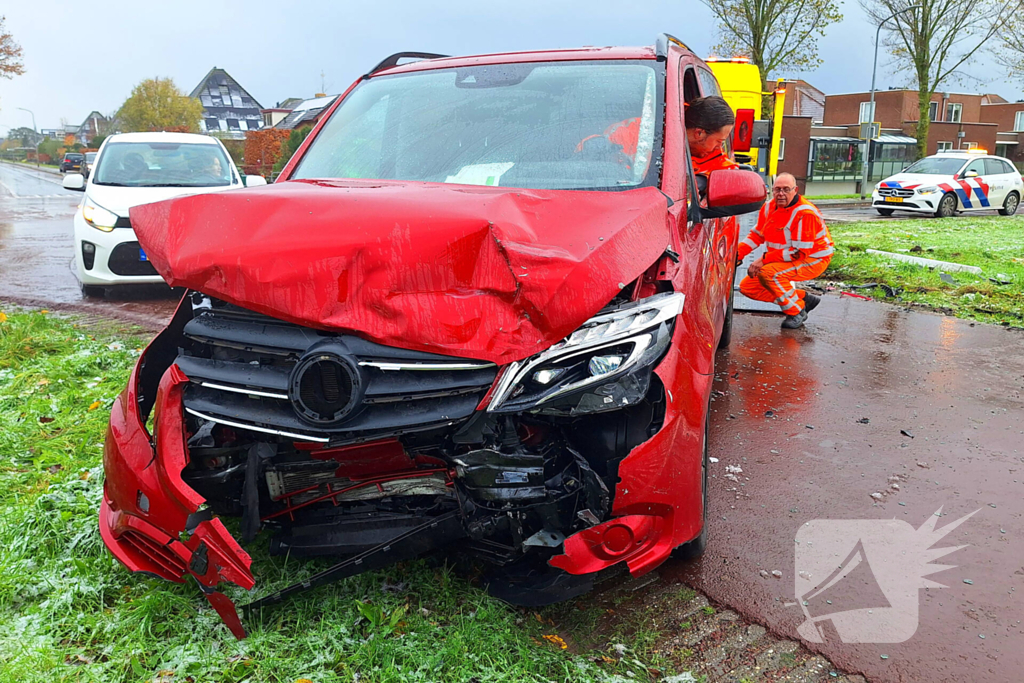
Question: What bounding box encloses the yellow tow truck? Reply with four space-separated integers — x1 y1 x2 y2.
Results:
705 57 785 180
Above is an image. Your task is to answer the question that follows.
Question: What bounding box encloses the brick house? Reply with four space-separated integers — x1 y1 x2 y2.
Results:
979 101 1024 170
823 89 1004 155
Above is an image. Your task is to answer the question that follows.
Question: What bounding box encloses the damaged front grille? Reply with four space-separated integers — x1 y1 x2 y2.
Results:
177 295 499 444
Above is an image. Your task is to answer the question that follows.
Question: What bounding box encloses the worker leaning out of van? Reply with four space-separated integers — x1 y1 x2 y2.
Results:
686 96 738 174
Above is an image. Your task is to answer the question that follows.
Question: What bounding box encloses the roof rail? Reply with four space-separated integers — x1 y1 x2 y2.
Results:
368 52 451 75
655 33 690 60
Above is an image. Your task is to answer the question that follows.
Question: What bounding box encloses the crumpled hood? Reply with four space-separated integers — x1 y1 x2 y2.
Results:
129 179 671 364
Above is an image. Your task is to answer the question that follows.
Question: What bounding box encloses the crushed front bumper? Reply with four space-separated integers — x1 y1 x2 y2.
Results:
100 303 254 638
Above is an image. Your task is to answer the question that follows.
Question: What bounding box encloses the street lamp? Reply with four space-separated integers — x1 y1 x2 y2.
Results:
859 5 922 198
16 107 39 168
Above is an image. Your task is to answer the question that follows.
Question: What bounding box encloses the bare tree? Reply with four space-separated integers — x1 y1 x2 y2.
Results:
994 14 1024 85
700 0 844 84
862 0 1017 158
0 15 24 79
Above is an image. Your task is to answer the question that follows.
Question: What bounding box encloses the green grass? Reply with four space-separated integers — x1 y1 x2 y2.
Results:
804 193 862 200
828 215 1024 327
0 307 685 683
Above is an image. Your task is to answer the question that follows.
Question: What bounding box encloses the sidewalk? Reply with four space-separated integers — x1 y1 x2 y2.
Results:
807 197 871 206
0 160 63 176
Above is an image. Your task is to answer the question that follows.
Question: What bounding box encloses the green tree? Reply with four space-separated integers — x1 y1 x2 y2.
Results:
116 77 203 133
862 0 1019 159
273 126 313 173
700 0 843 84
36 137 60 164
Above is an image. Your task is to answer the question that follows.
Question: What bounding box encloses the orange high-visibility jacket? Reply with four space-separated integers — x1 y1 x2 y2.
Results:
738 195 834 264
692 149 739 174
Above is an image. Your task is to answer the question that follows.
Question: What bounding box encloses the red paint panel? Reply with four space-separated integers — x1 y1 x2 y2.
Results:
129 181 672 364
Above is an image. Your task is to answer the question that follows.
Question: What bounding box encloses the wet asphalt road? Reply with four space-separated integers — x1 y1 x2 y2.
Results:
1 163 1021 681
667 304 1024 683
0 162 180 328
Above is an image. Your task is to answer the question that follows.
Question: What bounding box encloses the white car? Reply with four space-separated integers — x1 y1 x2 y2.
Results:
871 151 1022 218
62 132 267 296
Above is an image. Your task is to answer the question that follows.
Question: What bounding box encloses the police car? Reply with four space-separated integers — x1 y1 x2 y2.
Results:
872 150 1022 218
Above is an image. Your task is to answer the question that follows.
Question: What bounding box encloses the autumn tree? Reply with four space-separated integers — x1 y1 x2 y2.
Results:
116 77 203 133
700 0 843 84
863 0 1018 159
0 16 24 80
244 128 290 176
273 126 313 173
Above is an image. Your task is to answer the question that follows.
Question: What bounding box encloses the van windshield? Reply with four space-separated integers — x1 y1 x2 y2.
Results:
93 142 233 187
292 61 662 191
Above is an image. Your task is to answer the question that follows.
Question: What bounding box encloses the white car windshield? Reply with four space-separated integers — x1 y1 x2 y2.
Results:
292 61 661 191
93 142 233 187
902 157 966 175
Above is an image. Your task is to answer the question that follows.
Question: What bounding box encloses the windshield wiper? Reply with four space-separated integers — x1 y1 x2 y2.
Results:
93 181 130 186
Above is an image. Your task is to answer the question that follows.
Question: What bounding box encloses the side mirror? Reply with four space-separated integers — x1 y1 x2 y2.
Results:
244 175 267 187
963 170 979 178
63 173 86 191
701 169 768 218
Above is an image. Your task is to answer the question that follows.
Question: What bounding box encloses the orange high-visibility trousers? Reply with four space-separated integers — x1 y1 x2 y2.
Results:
739 257 830 315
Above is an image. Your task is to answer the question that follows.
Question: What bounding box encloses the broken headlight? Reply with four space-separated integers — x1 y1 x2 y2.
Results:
488 292 684 415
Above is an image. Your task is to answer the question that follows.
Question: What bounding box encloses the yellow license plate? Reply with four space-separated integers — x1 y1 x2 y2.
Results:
884 196 903 203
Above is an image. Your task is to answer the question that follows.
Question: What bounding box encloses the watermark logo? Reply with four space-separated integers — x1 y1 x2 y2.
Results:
794 507 978 643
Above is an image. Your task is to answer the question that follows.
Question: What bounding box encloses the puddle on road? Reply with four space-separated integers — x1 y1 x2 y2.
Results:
0 190 178 330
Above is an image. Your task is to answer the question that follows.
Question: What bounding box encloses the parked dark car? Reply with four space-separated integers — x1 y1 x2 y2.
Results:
102 35 766 639
60 152 84 173
81 151 97 178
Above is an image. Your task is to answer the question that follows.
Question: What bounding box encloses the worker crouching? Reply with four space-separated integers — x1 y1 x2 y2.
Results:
737 173 833 329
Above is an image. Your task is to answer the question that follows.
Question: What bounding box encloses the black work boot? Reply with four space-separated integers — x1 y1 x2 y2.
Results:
781 311 808 329
804 293 821 312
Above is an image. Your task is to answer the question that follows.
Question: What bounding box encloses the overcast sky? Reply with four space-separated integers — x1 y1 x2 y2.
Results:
1 0 1019 132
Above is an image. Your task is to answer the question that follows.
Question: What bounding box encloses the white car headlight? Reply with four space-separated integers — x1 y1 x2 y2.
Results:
916 186 939 195
82 199 119 232
488 292 684 414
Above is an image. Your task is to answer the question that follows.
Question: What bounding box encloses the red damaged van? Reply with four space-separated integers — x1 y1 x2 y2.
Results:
102 35 765 637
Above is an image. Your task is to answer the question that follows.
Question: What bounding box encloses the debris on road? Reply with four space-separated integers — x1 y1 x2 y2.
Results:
840 291 872 301
900 429 914 438
857 417 870 424
865 249 982 274
847 282 902 297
